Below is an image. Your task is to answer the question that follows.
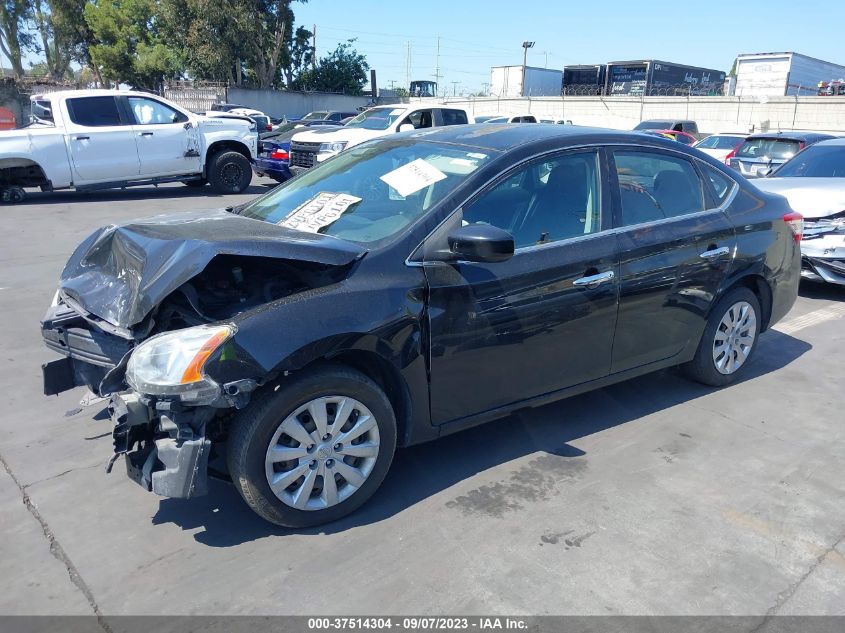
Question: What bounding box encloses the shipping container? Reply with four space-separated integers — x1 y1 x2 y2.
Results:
733 52 845 97
562 65 607 94
491 66 563 97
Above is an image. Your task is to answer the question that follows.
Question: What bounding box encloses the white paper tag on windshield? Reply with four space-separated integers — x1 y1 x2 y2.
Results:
379 159 447 197
278 192 362 233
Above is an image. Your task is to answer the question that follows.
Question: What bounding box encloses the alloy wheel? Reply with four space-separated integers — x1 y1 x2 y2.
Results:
264 396 380 511
712 300 757 375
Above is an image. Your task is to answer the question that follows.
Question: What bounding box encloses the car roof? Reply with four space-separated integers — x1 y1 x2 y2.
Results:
745 131 836 141
811 137 845 147
32 88 160 100
397 123 698 153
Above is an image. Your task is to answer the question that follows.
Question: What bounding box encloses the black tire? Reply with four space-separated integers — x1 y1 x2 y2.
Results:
207 150 251 194
182 178 207 188
1 186 26 204
682 287 762 387
227 364 397 528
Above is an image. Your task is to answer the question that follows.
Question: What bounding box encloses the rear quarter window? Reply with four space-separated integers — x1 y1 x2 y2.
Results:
441 109 469 125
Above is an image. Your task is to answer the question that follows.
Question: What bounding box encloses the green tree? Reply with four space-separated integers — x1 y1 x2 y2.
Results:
49 0 104 85
32 0 73 81
0 0 35 78
282 24 314 88
295 40 368 95
85 0 180 90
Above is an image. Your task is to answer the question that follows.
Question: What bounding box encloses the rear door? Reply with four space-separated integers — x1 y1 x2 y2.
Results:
436 108 469 127
422 148 619 424
63 95 140 183
124 95 202 177
608 147 736 373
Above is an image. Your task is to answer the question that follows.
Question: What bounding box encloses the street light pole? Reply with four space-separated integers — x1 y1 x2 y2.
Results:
521 41 535 97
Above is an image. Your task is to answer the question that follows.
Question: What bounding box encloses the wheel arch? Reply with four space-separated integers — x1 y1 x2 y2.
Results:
0 157 49 188
205 140 251 167
719 273 773 332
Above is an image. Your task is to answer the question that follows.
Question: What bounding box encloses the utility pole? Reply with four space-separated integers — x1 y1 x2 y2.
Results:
388 79 396 91
543 51 549 68
433 36 442 95
405 41 411 89
521 41 535 97
312 25 317 71
451 81 459 96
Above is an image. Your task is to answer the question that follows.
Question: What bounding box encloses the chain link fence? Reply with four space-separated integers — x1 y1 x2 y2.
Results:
562 83 725 97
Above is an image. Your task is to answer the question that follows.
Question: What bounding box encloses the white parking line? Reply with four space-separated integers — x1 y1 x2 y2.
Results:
773 303 845 335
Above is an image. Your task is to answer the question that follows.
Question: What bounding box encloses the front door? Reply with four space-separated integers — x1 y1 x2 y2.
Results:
423 149 619 425
63 95 140 183
608 148 737 373
125 95 202 177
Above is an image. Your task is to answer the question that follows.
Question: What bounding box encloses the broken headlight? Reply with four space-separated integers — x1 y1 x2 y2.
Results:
126 324 235 404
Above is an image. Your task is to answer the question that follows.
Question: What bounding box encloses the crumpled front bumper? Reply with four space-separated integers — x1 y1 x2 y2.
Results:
801 235 845 285
109 393 213 499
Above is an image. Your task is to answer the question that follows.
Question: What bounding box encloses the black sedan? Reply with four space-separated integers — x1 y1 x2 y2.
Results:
41 125 802 527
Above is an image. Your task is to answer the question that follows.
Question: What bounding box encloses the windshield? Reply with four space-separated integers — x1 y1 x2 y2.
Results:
239 140 491 245
346 108 405 131
737 138 801 160
774 144 845 177
301 111 328 121
696 135 744 150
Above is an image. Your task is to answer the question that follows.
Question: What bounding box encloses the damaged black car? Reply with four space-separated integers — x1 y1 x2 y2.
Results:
42 125 801 527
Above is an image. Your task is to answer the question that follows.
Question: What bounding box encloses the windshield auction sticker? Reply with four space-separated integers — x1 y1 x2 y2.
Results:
278 192 362 233
379 159 447 197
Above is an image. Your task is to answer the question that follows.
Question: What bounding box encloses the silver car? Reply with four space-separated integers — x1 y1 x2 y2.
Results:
754 138 845 285
728 132 835 178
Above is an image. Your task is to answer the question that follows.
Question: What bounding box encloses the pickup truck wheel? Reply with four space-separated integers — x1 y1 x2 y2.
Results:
682 287 761 387
208 151 251 194
227 364 397 527
1 186 26 204
182 178 207 188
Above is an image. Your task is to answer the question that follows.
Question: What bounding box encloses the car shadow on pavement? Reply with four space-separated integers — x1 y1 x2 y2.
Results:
152 329 811 546
16 183 273 206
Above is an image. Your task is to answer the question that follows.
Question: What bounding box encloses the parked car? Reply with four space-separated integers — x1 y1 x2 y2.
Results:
294 111 358 128
693 133 747 163
727 132 835 178
41 125 800 526
0 89 257 202
226 108 273 132
252 127 311 183
634 119 700 138
753 138 845 285
640 129 697 145
482 114 538 123
539 118 574 125
288 103 474 173
208 102 247 113
474 115 499 123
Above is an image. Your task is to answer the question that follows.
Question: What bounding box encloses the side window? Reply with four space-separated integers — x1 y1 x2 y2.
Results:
613 150 705 226
128 96 186 125
440 109 468 126
463 150 602 249
66 97 122 127
699 163 736 206
402 110 433 129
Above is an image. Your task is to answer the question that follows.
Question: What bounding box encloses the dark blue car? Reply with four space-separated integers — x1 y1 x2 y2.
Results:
253 137 293 183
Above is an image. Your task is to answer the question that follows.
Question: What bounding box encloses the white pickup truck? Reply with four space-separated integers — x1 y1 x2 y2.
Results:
288 103 474 173
0 89 258 203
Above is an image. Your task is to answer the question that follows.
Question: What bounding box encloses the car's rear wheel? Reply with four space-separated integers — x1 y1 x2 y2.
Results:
227 364 397 527
682 287 761 386
208 151 251 194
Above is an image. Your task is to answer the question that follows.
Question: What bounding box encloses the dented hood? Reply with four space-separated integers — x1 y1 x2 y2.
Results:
58 209 366 329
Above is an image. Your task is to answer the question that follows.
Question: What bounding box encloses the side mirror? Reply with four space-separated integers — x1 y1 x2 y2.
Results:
447 224 514 263
398 123 416 133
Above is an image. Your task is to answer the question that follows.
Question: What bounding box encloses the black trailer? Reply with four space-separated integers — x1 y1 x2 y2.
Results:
562 65 607 94
605 60 726 96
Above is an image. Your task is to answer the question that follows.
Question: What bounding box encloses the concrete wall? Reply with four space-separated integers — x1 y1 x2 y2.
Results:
417 95 845 134
227 88 372 119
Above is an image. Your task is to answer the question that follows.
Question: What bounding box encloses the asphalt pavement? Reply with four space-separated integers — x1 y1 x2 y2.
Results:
1 180 843 617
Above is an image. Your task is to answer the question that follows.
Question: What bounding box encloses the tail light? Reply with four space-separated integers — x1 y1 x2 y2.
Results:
270 149 289 161
266 124 272 131
783 212 804 242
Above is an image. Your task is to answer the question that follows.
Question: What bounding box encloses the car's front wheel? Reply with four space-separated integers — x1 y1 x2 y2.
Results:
227 364 397 527
682 287 761 386
207 151 252 194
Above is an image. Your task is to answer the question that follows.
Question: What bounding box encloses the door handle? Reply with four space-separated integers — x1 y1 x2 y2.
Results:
573 270 615 287
138 131 154 137
73 135 89 141
699 246 730 259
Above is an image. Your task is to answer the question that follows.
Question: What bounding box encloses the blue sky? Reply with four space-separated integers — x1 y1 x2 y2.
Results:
294 0 845 95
